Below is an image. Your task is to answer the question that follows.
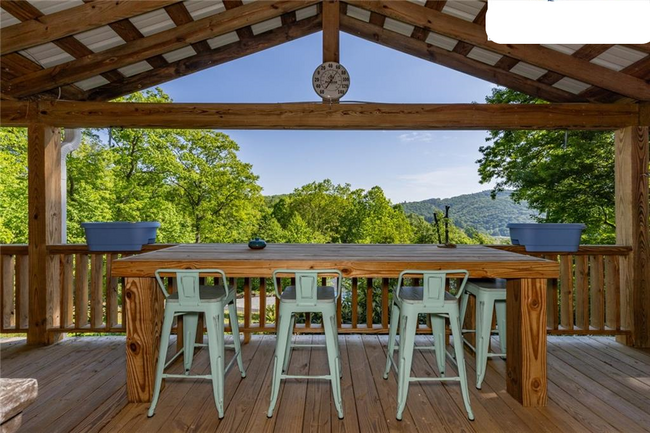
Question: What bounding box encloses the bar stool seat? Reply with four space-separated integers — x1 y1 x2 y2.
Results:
400 286 457 303
268 270 344 420
459 278 507 389
280 285 336 302
167 285 227 302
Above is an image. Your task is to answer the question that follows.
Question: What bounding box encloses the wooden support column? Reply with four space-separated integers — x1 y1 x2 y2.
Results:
506 278 547 407
27 124 63 345
125 277 164 402
615 126 649 348
322 0 339 63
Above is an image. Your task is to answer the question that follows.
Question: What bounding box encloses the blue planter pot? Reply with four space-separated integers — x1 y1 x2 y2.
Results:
507 223 586 252
81 222 160 252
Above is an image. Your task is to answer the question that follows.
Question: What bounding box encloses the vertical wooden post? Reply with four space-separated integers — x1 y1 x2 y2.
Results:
125 277 164 402
27 124 63 344
322 0 340 63
615 126 649 347
506 278 547 407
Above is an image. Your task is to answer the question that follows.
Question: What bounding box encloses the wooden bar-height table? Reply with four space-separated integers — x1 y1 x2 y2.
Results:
111 243 559 407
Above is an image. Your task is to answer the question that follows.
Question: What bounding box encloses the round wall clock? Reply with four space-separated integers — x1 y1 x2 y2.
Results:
312 62 350 101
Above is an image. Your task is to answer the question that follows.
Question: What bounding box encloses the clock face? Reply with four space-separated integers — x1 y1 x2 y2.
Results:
312 62 350 100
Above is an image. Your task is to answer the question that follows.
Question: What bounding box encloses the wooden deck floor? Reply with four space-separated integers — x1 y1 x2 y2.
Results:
1 334 650 433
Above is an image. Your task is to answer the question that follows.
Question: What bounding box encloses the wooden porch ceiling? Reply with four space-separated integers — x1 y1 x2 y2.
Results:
1 0 649 103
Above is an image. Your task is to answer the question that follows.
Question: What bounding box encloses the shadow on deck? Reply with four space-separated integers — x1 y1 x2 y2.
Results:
1 334 650 433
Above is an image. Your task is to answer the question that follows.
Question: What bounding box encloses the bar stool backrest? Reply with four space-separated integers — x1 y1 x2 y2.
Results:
397 270 469 308
154 269 229 308
272 269 343 307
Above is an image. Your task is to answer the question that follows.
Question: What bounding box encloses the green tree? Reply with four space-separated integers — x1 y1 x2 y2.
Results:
0 127 28 243
478 88 617 243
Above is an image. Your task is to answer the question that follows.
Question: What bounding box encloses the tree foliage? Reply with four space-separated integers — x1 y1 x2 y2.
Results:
478 88 618 243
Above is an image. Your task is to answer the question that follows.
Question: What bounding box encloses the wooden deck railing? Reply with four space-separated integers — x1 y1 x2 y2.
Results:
0 244 632 338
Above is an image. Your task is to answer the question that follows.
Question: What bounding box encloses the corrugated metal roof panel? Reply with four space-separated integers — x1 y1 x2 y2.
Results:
407 0 427 5
184 0 225 20
541 44 582 55
1 9 20 27
467 47 501 66
19 43 75 68
118 61 153 77
163 46 197 63
207 31 239 49
130 9 176 37
383 18 414 37
74 26 125 53
346 5 371 22
251 17 282 35
591 45 646 71
425 32 458 51
553 77 591 94
30 0 84 15
295 5 318 21
510 62 548 80
442 1 484 22
74 75 110 91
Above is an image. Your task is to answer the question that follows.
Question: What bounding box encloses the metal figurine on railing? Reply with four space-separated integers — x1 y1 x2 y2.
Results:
439 205 456 248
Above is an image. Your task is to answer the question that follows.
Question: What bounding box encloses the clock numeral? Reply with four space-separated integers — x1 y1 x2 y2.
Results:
320 90 325 94
314 77 319 82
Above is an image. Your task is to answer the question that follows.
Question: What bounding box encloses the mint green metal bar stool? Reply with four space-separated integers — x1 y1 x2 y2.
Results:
148 269 246 419
459 278 507 389
383 270 474 421
267 269 344 419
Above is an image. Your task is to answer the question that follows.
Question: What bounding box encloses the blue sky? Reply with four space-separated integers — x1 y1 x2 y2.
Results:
159 32 497 203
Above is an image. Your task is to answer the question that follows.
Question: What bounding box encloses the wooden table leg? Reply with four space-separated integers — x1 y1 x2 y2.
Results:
125 277 164 403
506 278 548 406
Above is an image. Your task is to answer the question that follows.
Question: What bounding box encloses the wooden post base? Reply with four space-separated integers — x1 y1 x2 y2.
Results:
506 278 548 407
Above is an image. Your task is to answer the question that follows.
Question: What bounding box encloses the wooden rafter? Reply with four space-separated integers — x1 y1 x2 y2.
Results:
0 1 124 85
581 56 650 102
0 0 181 55
340 14 585 103
4 0 320 99
164 3 212 54
1 100 642 130
345 0 650 100
85 14 322 101
223 1 255 40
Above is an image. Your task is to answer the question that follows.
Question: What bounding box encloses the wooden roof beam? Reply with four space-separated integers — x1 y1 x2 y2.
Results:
4 0 321 99
344 0 650 101
0 100 641 130
1 0 181 55
340 14 585 103
85 14 322 101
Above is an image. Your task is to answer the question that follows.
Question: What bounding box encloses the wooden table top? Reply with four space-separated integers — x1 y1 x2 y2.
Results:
111 243 559 279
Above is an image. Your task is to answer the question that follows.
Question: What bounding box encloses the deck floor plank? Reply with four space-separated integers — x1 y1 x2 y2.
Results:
1 335 650 433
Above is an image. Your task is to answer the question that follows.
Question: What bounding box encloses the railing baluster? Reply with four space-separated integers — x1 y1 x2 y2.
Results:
351 277 358 329
90 254 104 329
589 255 604 330
604 256 621 330
381 278 389 330
559 255 574 330
243 277 251 343
105 253 118 329
259 278 266 329
17 255 29 330
75 254 89 328
366 278 373 329
574 255 589 330
60 254 73 328
1 255 15 330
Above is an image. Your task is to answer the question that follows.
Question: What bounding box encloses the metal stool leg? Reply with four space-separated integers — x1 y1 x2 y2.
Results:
148 308 175 418
228 301 246 378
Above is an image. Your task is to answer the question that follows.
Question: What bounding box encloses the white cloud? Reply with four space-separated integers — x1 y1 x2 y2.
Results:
398 132 434 143
392 165 496 201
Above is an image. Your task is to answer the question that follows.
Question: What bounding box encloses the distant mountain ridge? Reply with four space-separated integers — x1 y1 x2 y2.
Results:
399 190 538 237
